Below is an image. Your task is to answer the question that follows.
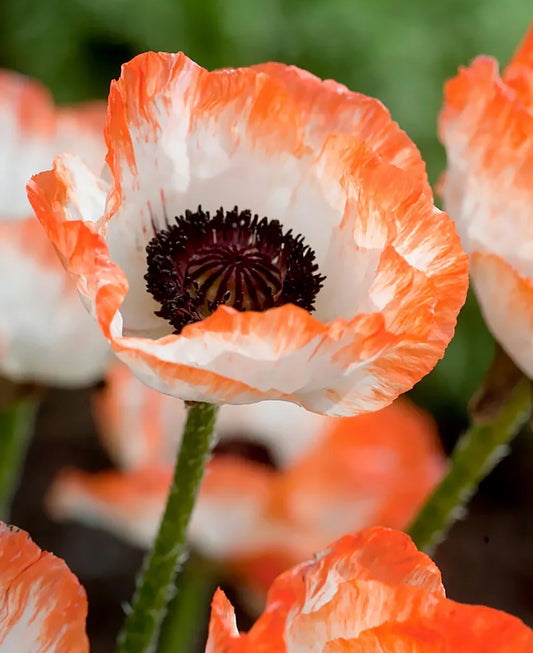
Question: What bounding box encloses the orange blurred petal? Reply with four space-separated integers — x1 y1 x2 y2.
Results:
47 467 172 548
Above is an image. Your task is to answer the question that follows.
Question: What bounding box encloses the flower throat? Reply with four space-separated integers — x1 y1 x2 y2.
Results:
145 206 325 334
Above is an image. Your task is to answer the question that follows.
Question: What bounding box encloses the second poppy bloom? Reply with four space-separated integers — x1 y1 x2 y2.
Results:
47 363 444 593
439 24 533 377
207 527 533 653
28 53 468 414
0 70 110 386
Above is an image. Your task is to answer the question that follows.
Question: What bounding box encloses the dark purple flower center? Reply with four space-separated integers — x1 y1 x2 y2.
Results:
145 206 325 334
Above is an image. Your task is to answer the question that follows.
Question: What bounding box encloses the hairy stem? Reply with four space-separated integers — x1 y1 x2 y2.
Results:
408 378 530 553
117 401 219 653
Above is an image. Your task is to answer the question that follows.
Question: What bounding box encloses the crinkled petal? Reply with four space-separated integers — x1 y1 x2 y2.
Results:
28 53 467 413
286 580 440 653
502 22 533 108
205 527 533 653
0 522 88 653
439 26 533 375
323 599 533 653
439 54 533 279
249 62 430 186
246 528 443 651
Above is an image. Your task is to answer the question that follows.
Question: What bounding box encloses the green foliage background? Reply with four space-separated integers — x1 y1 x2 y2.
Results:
1 1 531 421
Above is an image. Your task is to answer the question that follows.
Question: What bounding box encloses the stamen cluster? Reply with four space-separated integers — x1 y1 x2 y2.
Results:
145 206 325 333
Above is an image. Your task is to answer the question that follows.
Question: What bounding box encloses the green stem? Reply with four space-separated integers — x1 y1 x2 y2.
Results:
408 378 531 554
117 401 219 653
157 555 219 653
0 398 38 520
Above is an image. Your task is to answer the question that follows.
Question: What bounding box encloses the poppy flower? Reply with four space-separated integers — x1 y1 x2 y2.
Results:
0 521 88 652
2 523 531 652
28 53 468 414
47 363 444 593
0 70 109 386
439 24 533 377
207 527 533 653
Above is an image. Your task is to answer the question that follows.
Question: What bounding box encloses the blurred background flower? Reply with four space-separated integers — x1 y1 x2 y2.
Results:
0 70 110 387
1 2 533 652
439 24 533 380
45 363 444 598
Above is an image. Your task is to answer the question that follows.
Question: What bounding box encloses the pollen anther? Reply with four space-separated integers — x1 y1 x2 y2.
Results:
145 206 325 333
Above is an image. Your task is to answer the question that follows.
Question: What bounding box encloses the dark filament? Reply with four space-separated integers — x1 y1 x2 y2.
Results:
145 206 325 333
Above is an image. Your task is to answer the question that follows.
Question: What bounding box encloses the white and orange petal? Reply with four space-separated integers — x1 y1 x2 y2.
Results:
470 252 533 378
439 24 533 377
0 522 88 653
0 69 109 386
249 62 430 188
47 466 173 548
323 601 533 653
273 399 444 539
28 52 467 413
206 527 533 653
0 69 105 221
439 52 533 278
0 218 110 385
205 589 241 653
92 362 328 471
46 458 273 552
209 527 445 653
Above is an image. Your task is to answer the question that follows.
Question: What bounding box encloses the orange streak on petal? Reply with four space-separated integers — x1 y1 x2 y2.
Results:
325 598 533 653
441 55 533 194
0 522 88 652
244 527 443 653
270 399 444 539
28 165 128 339
206 589 243 653
250 62 428 185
